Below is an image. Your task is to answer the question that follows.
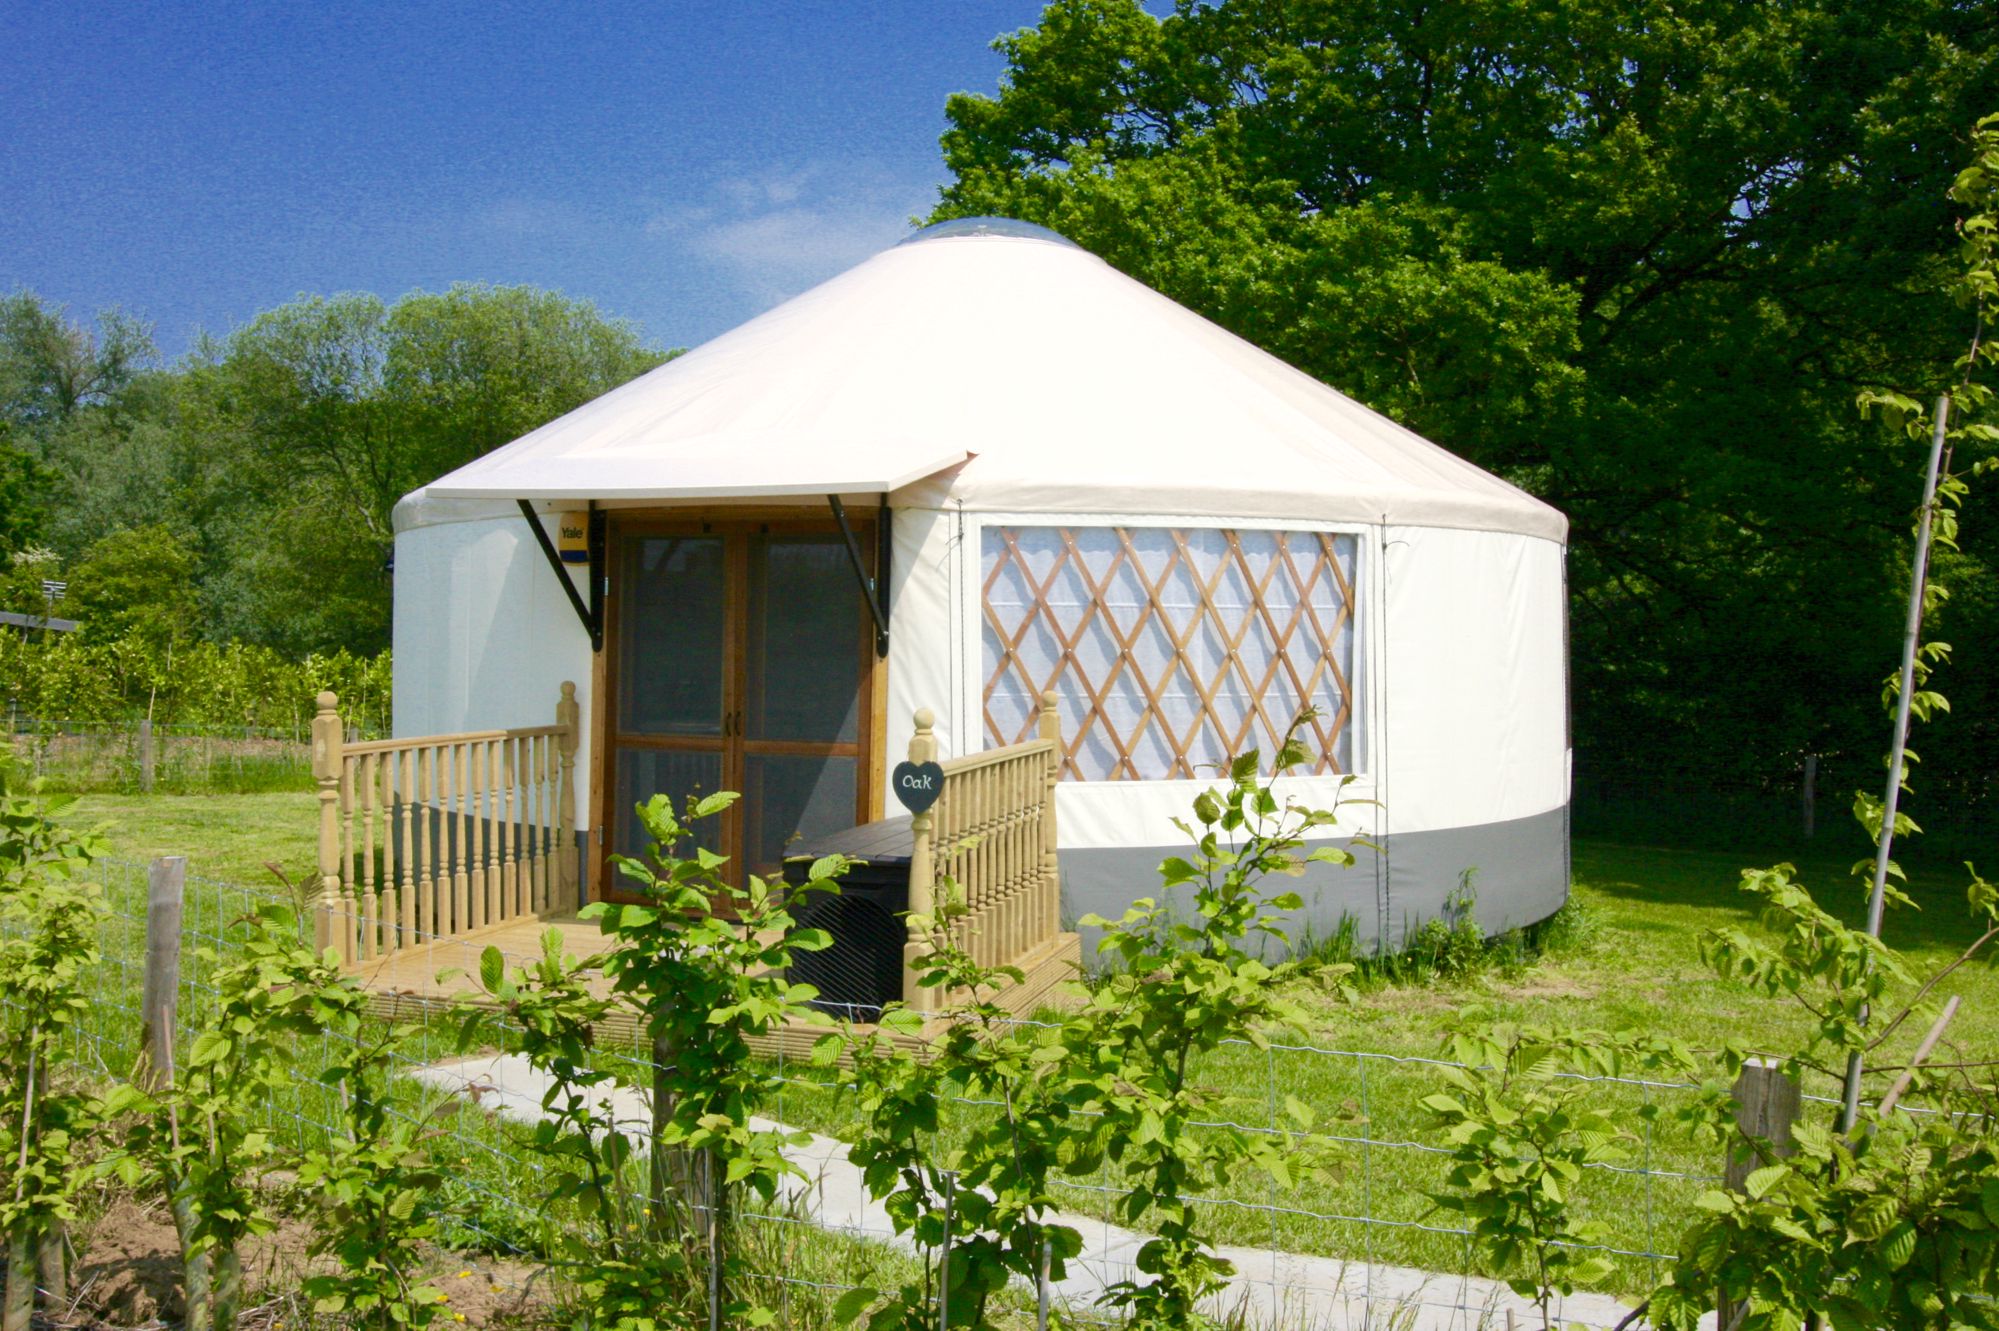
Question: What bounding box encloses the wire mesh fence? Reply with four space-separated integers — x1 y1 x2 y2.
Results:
1571 750 1999 864
1 716 381 794
25 854 1748 1331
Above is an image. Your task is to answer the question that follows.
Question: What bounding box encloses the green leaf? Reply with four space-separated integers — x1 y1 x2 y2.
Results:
831 1288 876 1325
1879 1220 1917 1270
1744 1164 1787 1199
878 1007 927 1037
478 945 505 994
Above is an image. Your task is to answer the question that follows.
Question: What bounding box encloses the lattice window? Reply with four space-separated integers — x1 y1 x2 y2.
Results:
982 526 1358 780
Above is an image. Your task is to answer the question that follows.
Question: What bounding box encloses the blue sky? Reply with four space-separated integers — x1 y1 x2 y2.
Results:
0 1 1068 360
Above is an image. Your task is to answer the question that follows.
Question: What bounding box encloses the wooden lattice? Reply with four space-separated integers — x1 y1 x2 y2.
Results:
982 527 1356 780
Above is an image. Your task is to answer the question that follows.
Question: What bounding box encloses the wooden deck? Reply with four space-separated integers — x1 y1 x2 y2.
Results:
348 912 1085 1058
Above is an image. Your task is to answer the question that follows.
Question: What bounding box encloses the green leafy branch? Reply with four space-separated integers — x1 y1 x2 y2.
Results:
585 790 848 1328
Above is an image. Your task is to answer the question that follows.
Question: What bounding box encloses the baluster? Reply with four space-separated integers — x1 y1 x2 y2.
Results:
446 741 466 936
996 764 1011 964
339 753 359 964
417 746 435 943
502 736 518 921
466 740 485 931
491 737 507 922
1002 759 1019 964
976 766 992 966
959 768 974 965
362 752 381 960
520 734 537 915
1015 755 1031 957
458 739 473 933
995 767 1006 964
1003 759 1019 962
531 731 547 907
484 738 501 925
398 749 415 953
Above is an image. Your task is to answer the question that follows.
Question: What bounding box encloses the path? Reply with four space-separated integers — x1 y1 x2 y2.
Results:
413 1053 1683 1331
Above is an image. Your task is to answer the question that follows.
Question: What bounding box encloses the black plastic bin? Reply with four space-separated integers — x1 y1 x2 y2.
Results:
781 815 913 1022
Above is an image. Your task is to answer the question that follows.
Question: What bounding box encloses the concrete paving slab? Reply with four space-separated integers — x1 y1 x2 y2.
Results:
413 1053 1698 1330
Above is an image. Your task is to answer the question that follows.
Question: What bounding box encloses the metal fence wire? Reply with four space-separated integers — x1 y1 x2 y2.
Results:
2 716 388 795
15 855 1739 1331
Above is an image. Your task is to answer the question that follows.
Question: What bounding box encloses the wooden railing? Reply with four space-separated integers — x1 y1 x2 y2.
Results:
902 693 1062 1009
311 683 580 966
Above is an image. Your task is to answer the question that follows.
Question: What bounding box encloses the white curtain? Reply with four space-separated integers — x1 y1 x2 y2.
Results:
983 526 1357 780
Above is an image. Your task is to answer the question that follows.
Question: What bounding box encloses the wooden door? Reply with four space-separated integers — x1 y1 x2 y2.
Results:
600 516 875 897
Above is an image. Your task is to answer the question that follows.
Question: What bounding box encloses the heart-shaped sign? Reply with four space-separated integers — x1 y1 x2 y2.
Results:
891 760 945 814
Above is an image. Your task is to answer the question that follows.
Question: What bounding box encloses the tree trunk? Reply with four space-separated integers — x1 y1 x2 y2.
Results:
704 1147 726 1329
35 1222 63 1306
4 1227 36 1331
212 1245 242 1331
649 1033 679 1241
170 1189 212 1331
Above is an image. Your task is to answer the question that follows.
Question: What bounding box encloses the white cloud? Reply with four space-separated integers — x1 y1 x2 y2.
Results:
646 161 935 304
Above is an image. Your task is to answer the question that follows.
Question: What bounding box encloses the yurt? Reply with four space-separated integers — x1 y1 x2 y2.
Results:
391 218 1569 952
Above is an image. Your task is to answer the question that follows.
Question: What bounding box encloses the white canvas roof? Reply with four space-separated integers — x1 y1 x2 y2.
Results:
409 219 1564 542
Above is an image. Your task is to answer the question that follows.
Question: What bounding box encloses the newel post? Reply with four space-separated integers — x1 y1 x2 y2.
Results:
311 691 347 961
556 680 580 911
1038 691 1062 943
903 708 938 1012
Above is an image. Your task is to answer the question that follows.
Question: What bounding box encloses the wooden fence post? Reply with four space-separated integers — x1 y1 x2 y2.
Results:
904 709 938 1012
140 856 185 1084
311 691 347 960
1037 691 1062 943
138 717 155 794
1721 1058 1800 1327
555 680 579 912
140 854 211 1328
1801 755 1818 841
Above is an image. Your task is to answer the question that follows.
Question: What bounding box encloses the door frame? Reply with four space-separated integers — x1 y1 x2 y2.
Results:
587 507 889 902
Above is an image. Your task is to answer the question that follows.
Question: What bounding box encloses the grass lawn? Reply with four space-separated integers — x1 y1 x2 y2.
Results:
56 789 1999 1298
1306 835 1999 1063
58 789 319 888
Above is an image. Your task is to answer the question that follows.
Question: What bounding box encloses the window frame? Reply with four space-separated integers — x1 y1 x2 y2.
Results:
961 512 1376 783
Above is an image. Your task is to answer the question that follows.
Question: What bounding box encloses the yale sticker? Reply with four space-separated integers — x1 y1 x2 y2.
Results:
557 512 590 564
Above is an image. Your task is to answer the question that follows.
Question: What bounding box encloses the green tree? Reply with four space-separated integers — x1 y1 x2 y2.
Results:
0 291 155 436
218 284 669 541
201 283 671 651
0 548 61 621
64 525 201 648
1 281 668 657
0 439 49 555
936 0 1999 806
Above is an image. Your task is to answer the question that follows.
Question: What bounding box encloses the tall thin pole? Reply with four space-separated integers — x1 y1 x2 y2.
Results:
1840 395 1950 1132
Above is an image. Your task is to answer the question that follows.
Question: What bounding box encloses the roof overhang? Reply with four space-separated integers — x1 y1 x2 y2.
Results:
422 437 969 501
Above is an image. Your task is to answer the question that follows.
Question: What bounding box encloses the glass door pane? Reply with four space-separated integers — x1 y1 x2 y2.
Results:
620 536 726 736
609 532 730 895
739 533 864 879
742 753 857 874
745 535 861 743
612 749 724 865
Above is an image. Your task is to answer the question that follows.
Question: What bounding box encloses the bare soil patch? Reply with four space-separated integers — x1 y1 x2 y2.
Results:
52 1193 551 1330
